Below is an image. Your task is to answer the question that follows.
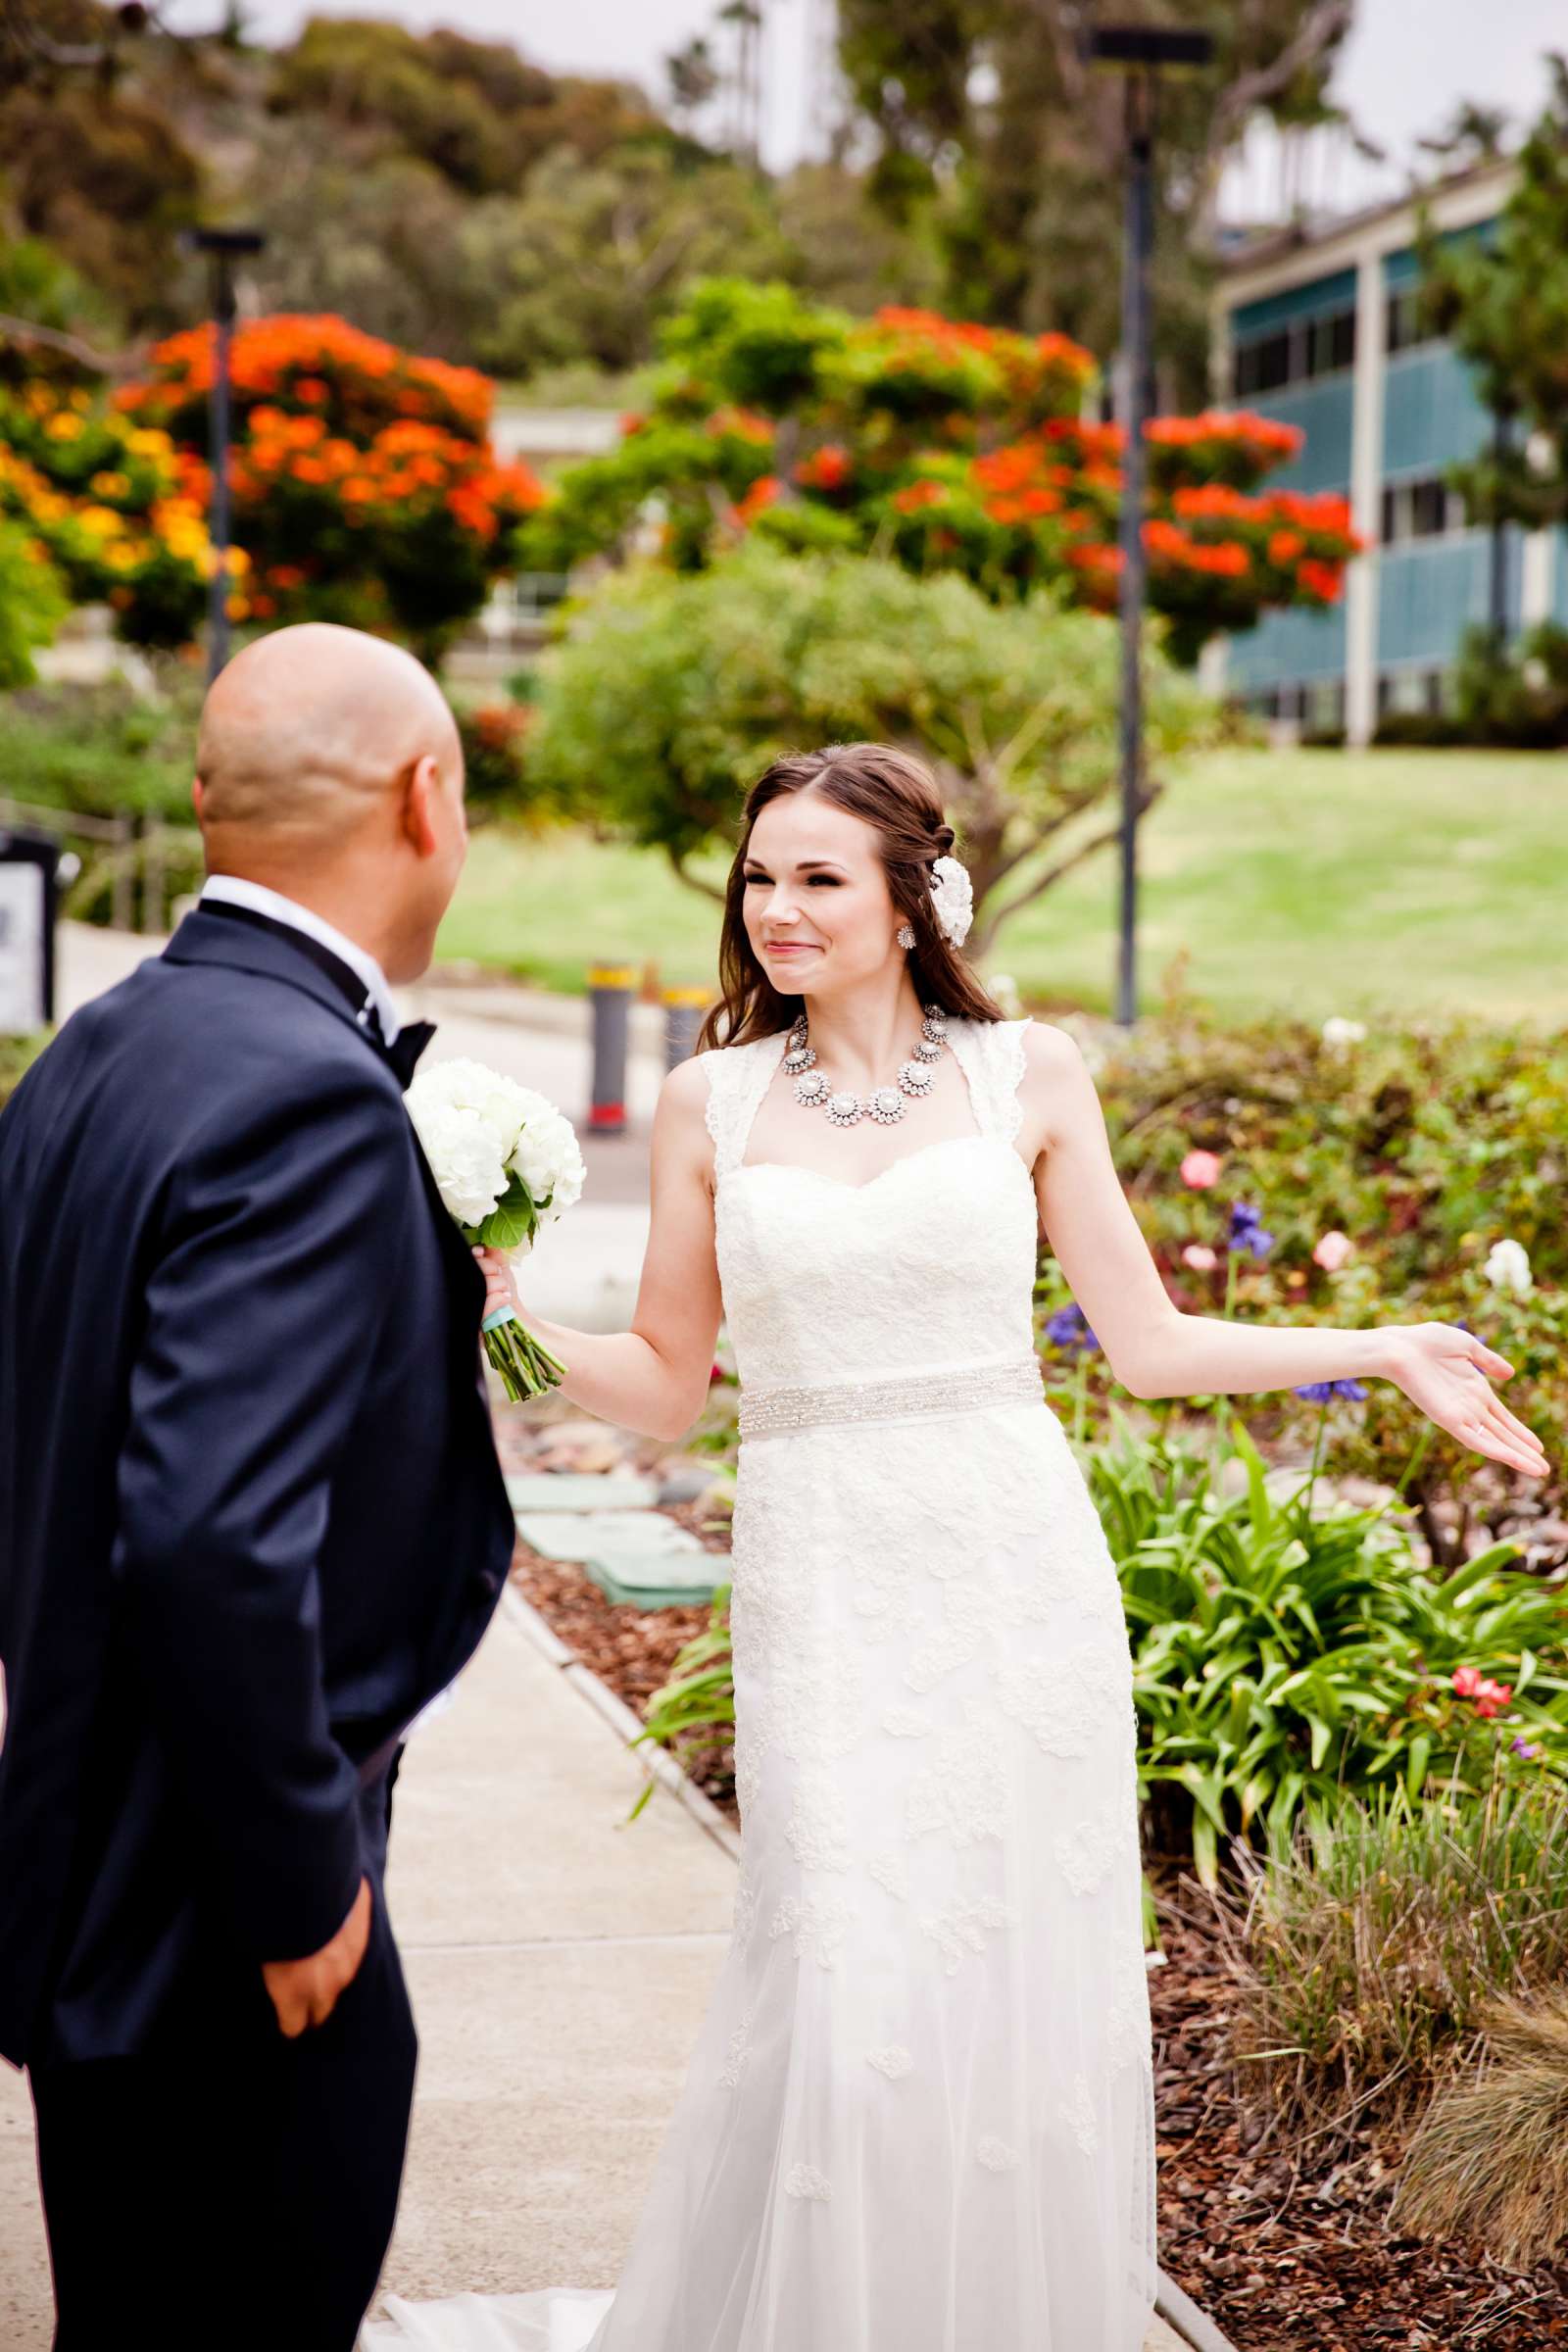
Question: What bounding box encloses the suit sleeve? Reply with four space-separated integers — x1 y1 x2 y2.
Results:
114 1061 416 1963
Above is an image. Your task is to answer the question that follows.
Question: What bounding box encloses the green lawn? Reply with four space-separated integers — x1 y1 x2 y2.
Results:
440 746 1568 1026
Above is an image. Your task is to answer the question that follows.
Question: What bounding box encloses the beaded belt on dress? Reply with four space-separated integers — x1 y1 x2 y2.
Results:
738 1353 1045 1441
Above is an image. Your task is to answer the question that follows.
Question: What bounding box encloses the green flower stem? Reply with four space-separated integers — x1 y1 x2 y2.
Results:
481 1305 568 1402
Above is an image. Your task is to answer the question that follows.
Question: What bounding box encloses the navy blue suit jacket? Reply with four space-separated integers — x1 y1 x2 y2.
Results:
0 908 515 2067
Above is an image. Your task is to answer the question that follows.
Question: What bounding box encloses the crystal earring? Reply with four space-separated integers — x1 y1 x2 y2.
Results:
896 923 916 951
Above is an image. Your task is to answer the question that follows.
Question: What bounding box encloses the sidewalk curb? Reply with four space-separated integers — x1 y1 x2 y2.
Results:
1152 2271 1242 2352
500 1585 742 1865
497 1585 1237 2352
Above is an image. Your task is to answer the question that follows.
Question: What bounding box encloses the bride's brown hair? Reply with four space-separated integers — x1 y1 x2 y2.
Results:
695 743 1004 1052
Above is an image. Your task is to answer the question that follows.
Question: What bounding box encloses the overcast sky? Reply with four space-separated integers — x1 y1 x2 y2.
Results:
175 0 1566 213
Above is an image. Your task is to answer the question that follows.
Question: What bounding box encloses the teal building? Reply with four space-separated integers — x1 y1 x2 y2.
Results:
1211 159 1567 741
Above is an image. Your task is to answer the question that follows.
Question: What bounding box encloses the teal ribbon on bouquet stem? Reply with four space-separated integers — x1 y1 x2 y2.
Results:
479 1303 568 1403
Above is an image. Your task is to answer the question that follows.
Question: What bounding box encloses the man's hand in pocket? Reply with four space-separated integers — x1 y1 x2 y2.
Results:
263 1876 372 2038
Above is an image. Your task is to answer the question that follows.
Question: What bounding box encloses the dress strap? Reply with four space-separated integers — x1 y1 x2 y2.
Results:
949 1015 1031 1149
699 1030 789 1179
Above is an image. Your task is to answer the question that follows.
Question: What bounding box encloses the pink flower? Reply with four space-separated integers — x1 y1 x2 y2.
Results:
1182 1244 1218 1272
1452 1665 1515 1717
1180 1150 1222 1190
1313 1230 1353 1272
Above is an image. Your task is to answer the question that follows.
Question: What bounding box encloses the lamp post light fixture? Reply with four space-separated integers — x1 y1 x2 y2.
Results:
181 225 266 682
1087 25 1214 1029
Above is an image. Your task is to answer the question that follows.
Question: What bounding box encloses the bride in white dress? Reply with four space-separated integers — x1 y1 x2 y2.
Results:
367 744 1544 2352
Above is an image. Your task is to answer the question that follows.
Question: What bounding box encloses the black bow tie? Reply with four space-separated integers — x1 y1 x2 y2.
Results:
362 1003 436 1088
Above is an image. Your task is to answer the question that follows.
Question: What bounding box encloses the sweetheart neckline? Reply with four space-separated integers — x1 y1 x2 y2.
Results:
721 1131 1033 1198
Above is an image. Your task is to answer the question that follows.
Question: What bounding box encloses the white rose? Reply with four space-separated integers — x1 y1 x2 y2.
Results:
1484 1238 1533 1297
407 1099 510 1228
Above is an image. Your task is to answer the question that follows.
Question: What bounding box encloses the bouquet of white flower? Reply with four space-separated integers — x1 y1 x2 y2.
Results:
405 1056 585 1401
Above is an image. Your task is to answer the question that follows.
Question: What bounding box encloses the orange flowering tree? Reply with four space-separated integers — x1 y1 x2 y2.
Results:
0 381 218 649
117 315 546 662
526 278 1357 665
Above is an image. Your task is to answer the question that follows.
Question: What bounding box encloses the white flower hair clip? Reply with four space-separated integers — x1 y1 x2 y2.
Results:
929 854 973 948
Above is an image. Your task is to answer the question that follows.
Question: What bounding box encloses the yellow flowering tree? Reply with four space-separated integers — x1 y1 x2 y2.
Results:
0 380 224 648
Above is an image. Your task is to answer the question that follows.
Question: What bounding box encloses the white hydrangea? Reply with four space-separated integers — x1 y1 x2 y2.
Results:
407 1100 511 1228
513 1101 586 1224
407 1056 535 1155
406 1057 586 1250
1484 1238 1533 1297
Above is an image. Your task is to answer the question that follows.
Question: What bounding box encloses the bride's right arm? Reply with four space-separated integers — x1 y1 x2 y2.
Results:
477 1056 721 1443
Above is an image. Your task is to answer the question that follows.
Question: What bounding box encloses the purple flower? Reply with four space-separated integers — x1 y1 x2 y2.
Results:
1294 1379 1369 1403
1227 1200 1275 1261
1046 1303 1101 1356
1511 1736 1540 1759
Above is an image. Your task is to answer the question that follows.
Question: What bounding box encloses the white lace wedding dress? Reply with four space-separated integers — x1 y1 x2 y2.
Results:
367 1016 1157 2352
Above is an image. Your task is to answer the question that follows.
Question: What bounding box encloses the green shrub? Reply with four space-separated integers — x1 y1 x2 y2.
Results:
2 676 197 823
1099 1422 1568 1885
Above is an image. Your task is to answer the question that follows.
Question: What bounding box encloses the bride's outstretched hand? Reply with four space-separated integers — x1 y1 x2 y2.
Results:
474 1245 518 1323
1380 1322 1549 1479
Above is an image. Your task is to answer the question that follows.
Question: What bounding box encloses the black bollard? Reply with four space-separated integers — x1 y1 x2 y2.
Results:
587 962 634 1134
662 983 710 1071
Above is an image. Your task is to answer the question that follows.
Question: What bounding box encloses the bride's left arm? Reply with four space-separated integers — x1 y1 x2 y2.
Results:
1020 1021 1549 1479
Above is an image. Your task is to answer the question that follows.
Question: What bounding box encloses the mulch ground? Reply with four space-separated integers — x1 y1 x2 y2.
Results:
497 1399 1568 2349
1148 1877 1568 2350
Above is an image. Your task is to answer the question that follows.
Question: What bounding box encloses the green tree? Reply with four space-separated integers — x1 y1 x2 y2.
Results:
1419 56 1568 532
524 545 1212 956
836 0 1353 391
449 146 796 381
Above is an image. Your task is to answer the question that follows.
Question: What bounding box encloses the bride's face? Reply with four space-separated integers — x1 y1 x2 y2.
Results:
742 792 900 997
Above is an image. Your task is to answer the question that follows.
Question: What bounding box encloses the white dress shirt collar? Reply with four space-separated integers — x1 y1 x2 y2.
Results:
199 875 401 1045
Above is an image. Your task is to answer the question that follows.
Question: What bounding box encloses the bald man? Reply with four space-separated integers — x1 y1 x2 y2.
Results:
0 626 515 2348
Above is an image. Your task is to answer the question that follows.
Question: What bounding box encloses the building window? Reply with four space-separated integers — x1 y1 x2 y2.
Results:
1231 304 1356 397
1379 474 1467 545
1386 284 1439 355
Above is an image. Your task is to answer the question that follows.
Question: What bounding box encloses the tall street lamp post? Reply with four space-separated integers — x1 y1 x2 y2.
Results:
182 225 266 682
1087 26 1213 1029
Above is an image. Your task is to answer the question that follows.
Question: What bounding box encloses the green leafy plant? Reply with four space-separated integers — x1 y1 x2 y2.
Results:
625 1582 736 1824
1099 1420 1568 1886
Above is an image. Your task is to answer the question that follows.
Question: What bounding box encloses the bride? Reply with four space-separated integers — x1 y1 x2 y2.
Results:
368 741 1545 2352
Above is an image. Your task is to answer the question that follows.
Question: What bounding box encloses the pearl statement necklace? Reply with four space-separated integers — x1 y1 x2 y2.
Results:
783 1004 949 1128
